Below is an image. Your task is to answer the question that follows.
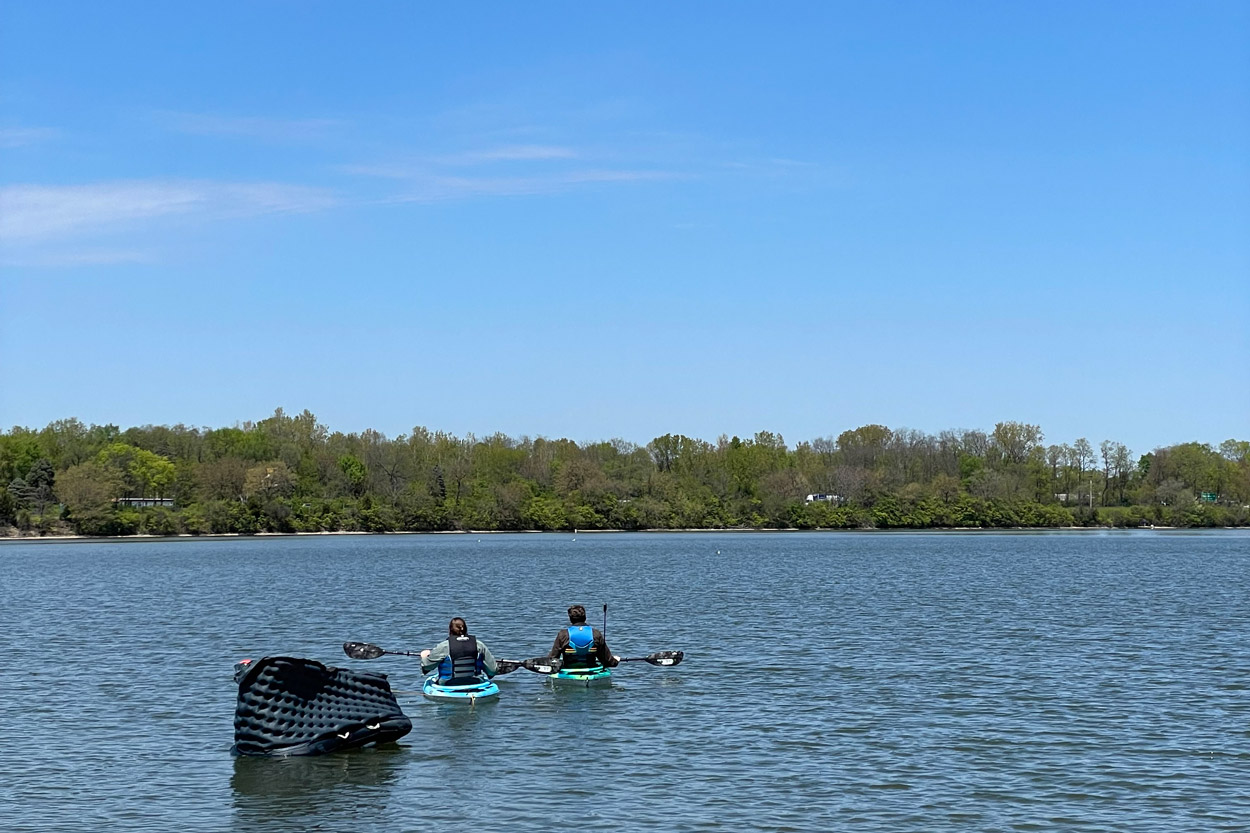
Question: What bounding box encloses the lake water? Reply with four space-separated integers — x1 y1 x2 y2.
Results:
1 530 1247 832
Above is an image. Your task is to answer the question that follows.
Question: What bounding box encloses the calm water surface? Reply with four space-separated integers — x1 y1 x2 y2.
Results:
2 531 1247 832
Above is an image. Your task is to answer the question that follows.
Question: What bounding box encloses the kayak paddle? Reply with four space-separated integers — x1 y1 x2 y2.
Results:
495 657 562 675
616 650 684 667
343 641 558 675
343 641 419 660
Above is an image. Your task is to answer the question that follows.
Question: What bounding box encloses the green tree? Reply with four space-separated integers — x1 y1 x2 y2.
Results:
198 457 247 501
37 418 97 468
1072 438 1095 504
991 422 1043 466
2 415 1247 535
9 459 56 514
244 461 297 500
0 488 15 525
58 462 124 514
837 425 893 471
95 443 175 498
523 495 567 530
0 430 43 483
338 454 368 497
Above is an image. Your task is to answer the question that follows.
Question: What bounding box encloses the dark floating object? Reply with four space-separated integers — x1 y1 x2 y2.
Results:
232 656 411 757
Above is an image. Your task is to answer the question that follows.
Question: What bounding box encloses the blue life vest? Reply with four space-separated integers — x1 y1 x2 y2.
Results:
438 635 484 684
563 625 598 669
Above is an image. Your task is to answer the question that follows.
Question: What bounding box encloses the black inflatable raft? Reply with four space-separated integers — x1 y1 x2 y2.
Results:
232 656 412 756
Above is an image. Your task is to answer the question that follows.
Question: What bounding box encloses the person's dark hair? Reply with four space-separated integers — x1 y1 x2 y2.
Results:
449 617 467 637
567 605 587 624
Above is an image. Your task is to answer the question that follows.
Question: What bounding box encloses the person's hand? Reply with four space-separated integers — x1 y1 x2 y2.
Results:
420 649 431 659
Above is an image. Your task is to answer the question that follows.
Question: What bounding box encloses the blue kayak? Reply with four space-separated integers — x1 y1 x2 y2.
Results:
548 665 611 688
421 675 500 703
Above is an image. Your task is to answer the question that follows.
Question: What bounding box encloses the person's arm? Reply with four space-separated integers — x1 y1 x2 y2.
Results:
548 629 567 660
594 629 620 668
478 641 498 677
420 640 450 674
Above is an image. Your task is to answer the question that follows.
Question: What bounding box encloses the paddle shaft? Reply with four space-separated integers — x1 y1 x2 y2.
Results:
344 641 552 674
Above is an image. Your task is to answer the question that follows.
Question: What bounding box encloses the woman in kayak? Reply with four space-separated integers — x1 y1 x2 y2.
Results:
548 605 620 670
419 617 498 684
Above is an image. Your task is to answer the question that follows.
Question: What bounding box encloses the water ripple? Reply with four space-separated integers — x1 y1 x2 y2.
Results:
1 530 1247 832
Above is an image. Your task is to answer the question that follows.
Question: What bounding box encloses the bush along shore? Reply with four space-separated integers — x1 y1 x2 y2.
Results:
3 411 1247 537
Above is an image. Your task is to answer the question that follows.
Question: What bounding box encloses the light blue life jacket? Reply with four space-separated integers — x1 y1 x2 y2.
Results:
563 625 597 669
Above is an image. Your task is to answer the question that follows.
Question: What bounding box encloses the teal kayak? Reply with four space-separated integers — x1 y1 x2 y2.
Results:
421 675 500 704
548 665 611 688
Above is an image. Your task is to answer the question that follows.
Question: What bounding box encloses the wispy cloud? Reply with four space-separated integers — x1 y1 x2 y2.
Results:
340 145 580 179
766 157 817 168
341 140 679 201
157 111 342 142
0 127 59 148
338 162 424 180
442 145 578 164
0 248 153 268
381 168 681 202
720 157 818 170
0 180 335 242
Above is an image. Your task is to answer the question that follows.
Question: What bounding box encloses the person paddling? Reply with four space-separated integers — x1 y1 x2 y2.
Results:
420 617 498 685
548 604 619 670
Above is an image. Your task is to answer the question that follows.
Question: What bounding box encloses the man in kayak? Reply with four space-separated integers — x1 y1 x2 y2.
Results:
419 617 498 685
548 605 619 669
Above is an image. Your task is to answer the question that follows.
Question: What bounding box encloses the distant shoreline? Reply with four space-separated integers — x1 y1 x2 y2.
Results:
4 525 1237 545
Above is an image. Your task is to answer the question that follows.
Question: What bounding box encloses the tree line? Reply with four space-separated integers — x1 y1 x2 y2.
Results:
2 409 1247 537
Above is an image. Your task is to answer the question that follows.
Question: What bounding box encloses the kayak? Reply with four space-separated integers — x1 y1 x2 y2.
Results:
548 665 612 688
421 675 500 704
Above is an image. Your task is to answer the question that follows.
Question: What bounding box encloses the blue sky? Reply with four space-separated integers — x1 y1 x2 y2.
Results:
1 2 1247 455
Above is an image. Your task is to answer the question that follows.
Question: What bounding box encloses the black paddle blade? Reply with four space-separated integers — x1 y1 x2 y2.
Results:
619 650 684 666
523 657 561 674
343 641 385 660
649 650 683 666
496 657 561 675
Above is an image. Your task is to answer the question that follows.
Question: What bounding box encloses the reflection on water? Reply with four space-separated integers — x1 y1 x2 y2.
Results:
435 700 497 729
230 748 405 830
230 748 405 798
